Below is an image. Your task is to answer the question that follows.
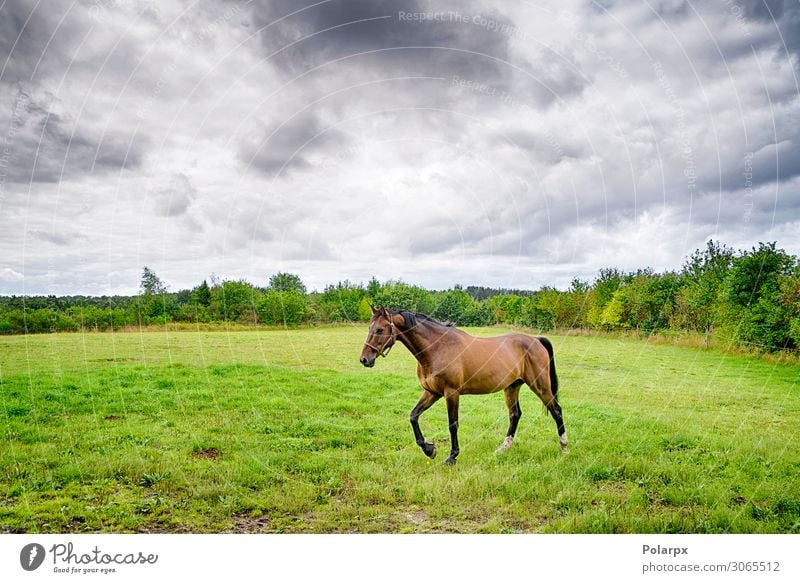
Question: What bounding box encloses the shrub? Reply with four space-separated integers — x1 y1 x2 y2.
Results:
258 290 308 325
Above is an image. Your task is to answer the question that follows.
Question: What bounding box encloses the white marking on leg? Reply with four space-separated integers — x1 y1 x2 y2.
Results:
559 432 568 453
495 436 513 454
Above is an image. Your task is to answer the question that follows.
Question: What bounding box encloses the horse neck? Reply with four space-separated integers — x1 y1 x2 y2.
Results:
396 318 446 366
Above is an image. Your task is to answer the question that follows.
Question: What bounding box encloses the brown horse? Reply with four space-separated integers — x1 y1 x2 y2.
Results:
360 306 567 465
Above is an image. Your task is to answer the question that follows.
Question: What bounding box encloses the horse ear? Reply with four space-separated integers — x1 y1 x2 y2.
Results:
379 305 386 315
370 303 378 315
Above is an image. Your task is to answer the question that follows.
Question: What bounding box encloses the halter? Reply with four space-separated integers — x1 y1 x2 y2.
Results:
363 319 396 358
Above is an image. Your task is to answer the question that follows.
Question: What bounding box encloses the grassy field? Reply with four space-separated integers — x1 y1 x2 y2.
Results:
1 326 798 533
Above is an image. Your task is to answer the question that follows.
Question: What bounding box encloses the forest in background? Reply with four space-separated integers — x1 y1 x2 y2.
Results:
2 240 799 353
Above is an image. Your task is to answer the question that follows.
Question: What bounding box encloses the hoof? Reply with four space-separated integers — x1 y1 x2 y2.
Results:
423 443 437 459
444 456 457 466
495 436 513 454
560 444 569 455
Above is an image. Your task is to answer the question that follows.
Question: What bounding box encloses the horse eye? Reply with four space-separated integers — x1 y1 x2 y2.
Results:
376 328 383 334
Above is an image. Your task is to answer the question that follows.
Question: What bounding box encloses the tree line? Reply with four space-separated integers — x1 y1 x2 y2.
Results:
1 241 799 352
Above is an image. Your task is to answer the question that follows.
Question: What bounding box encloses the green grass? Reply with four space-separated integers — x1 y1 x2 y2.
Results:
1 326 798 533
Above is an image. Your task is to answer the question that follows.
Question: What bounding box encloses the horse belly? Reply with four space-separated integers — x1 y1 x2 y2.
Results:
459 381 509 395
461 349 522 395
458 356 520 394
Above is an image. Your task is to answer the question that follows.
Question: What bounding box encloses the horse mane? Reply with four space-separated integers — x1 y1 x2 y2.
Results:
393 309 453 329
415 312 454 328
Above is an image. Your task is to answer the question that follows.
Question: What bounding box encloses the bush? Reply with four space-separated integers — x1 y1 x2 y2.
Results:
599 290 626 329
258 290 308 325
316 282 365 322
209 280 262 324
373 281 434 314
717 243 797 351
67 306 131 331
486 294 524 325
432 286 481 325
176 303 212 324
672 240 734 334
587 268 623 328
357 297 373 321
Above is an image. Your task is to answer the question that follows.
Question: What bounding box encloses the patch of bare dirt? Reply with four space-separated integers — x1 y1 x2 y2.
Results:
231 513 272 533
405 510 426 525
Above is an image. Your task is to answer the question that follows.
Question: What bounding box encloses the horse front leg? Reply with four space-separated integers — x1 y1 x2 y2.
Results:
410 389 441 459
444 392 460 465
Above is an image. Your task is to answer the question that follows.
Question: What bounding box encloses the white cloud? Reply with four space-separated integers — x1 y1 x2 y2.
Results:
0 268 24 282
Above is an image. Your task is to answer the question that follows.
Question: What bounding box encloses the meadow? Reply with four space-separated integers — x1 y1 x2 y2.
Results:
1 326 798 533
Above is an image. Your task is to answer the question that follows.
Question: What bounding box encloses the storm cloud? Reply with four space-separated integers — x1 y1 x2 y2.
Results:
252 0 514 79
0 0 798 295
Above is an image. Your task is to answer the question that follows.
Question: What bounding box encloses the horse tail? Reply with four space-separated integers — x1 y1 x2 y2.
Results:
537 336 558 398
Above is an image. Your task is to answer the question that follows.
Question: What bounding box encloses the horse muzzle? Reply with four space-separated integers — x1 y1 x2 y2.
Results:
360 356 375 368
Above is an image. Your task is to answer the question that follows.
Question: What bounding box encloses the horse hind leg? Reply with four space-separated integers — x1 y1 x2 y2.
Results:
526 372 568 454
548 398 568 453
496 383 522 454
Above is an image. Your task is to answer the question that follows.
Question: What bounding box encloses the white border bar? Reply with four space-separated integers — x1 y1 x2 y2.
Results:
1 534 797 582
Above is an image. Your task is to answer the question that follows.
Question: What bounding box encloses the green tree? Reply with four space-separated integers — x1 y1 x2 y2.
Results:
373 281 434 313
316 281 365 321
433 285 479 325
725 242 794 307
268 272 307 295
560 282 590 328
670 240 734 336
193 280 211 306
778 272 800 348
587 268 623 328
140 266 167 295
357 297 373 321
486 293 524 325
569 278 590 294
600 290 626 329
210 280 261 324
621 272 683 332
177 302 211 323
258 290 308 325
532 288 560 330
520 294 547 328
366 276 381 299
137 267 172 324
719 242 797 350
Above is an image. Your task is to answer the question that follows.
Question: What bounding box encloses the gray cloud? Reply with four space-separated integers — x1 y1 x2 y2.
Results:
687 0 799 64
238 113 344 176
2 88 148 183
0 0 798 294
154 173 196 217
251 0 513 80
0 0 77 83
717 138 800 191
0 1 154 185
27 229 86 246
738 0 785 22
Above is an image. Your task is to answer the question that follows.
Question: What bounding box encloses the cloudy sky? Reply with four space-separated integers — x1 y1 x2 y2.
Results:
1 0 798 295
